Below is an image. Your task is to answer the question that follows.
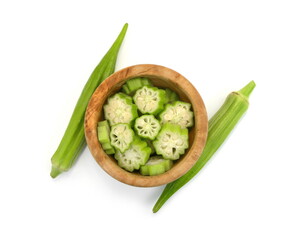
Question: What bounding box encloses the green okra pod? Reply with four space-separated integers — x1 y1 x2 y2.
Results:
153 80 256 213
50 23 128 178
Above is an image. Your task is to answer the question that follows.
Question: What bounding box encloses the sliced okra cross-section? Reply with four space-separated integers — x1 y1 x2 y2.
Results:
134 114 161 140
110 123 134 153
103 92 138 126
153 123 189 160
133 86 166 115
159 101 194 128
114 137 151 172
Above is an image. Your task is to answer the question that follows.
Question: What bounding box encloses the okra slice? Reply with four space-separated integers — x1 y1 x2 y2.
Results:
141 78 153 87
122 84 131 95
140 156 173 176
159 101 194 128
97 125 110 143
110 123 134 153
153 123 189 160
134 115 161 140
122 77 153 95
126 78 143 92
133 86 166 115
165 88 179 103
126 77 153 92
115 137 151 172
146 139 156 155
104 92 138 126
101 142 113 150
97 120 115 154
105 148 115 155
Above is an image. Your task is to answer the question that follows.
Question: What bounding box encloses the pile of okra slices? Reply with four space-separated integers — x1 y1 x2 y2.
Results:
97 77 194 176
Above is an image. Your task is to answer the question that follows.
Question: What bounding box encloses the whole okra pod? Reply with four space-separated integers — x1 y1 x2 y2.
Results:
153 80 256 213
50 24 128 178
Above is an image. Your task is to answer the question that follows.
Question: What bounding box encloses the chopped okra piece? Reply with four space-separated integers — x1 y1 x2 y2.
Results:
159 101 194 128
165 88 179 103
101 142 113 150
115 137 151 172
145 139 156 155
134 114 161 140
153 123 189 160
105 148 115 155
110 123 134 153
140 156 173 176
133 86 166 115
97 120 115 154
141 78 153 87
104 92 138 126
122 77 153 95
121 84 131 95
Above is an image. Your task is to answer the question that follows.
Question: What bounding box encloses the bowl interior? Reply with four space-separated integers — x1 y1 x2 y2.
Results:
85 64 208 187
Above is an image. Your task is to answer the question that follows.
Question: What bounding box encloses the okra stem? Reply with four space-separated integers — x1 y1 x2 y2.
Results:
238 80 256 98
50 24 128 178
152 81 256 213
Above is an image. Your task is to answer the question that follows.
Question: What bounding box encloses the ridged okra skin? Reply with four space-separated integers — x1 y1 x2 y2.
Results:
140 156 173 176
122 77 153 95
165 88 179 103
50 24 128 178
153 81 256 213
97 120 115 154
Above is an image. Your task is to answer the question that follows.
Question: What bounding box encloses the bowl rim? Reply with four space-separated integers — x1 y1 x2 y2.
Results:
84 64 208 187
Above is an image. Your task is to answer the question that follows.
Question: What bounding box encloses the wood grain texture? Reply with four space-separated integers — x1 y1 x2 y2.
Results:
84 64 208 187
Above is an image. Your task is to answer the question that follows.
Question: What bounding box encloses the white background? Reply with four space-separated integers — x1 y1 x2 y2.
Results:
0 0 300 239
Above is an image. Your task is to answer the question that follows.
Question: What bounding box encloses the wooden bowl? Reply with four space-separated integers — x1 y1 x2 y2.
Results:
85 64 208 187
